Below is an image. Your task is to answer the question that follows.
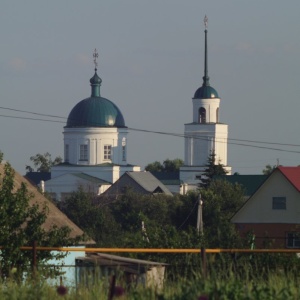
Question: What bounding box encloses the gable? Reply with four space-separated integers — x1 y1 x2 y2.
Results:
231 169 300 224
103 172 173 196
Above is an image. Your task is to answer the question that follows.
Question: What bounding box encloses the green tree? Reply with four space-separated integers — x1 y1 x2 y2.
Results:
0 157 80 279
201 179 245 248
26 152 62 173
163 158 184 172
262 164 277 175
145 158 184 172
144 161 164 172
59 187 117 245
199 151 227 189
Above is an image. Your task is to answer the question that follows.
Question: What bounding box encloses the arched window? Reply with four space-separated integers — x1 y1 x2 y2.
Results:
199 107 206 124
216 108 219 123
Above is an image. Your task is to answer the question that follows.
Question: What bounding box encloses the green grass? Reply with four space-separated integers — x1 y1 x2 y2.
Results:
0 262 300 299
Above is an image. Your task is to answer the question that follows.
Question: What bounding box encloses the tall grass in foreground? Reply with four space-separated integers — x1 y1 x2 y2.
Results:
0 259 299 299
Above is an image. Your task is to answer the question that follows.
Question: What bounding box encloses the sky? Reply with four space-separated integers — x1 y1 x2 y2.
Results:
1 1 300 175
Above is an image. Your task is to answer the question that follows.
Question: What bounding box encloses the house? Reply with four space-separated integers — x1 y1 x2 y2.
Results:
231 166 300 248
101 171 173 198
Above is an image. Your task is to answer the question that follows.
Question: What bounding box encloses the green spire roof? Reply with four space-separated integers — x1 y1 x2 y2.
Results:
193 16 219 99
90 68 102 97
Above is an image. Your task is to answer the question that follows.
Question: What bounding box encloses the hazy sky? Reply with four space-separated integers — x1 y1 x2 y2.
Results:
1 1 300 175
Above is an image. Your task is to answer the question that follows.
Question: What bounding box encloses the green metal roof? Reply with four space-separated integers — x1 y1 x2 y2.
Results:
66 69 126 128
213 175 268 196
193 85 219 99
72 173 111 185
66 97 126 128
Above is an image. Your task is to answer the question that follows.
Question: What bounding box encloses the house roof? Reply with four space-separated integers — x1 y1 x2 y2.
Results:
126 172 173 196
214 174 268 196
1 164 93 244
24 172 51 186
277 166 300 192
150 171 182 186
231 166 300 223
72 173 111 185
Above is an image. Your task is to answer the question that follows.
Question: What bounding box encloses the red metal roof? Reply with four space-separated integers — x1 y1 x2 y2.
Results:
278 166 300 192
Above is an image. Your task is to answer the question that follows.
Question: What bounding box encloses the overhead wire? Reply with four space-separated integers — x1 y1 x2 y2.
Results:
0 105 300 154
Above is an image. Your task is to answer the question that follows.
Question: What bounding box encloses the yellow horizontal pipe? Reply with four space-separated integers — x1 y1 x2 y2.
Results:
7 247 300 254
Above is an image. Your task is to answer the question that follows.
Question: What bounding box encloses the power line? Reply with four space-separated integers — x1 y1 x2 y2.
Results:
0 114 65 123
0 106 66 119
0 106 300 154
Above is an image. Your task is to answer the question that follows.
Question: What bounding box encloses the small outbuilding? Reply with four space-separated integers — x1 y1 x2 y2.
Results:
75 253 167 290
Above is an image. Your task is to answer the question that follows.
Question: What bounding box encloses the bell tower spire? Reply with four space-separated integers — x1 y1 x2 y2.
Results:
203 15 210 87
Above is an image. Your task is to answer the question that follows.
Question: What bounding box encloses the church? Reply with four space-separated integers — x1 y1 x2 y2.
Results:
44 50 140 200
44 17 230 198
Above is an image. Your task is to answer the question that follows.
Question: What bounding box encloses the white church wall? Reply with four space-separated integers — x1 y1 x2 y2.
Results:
192 98 220 123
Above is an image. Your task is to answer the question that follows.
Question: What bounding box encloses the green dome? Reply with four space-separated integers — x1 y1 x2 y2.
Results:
193 85 219 99
66 97 126 128
65 69 126 128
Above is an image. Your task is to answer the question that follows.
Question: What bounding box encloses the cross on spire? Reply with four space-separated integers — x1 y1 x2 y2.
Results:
204 15 208 30
93 48 99 71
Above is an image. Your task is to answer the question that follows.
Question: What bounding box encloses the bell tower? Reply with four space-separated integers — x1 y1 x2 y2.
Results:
180 16 231 188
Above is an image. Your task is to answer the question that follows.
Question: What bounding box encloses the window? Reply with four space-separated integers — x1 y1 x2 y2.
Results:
286 232 300 248
122 145 126 161
64 144 69 162
122 138 126 161
79 144 88 161
216 107 219 123
104 145 112 160
272 197 286 210
199 107 206 124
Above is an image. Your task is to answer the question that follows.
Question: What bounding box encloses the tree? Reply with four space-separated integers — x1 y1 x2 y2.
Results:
199 151 227 189
201 179 245 248
262 164 277 175
59 187 117 245
144 161 164 172
26 152 62 172
0 154 79 279
163 158 184 172
145 158 184 172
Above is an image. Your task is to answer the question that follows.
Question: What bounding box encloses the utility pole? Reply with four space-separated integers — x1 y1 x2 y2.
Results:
196 193 203 234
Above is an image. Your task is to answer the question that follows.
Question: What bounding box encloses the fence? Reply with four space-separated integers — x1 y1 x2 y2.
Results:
7 245 300 275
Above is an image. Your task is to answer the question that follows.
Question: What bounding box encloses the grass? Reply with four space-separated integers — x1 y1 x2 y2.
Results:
0 258 300 299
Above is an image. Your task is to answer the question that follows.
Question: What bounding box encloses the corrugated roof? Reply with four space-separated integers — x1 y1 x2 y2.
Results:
127 172 173 196
151 171 182 186
278 166 300 192
214 175 268 196
72 173 111 185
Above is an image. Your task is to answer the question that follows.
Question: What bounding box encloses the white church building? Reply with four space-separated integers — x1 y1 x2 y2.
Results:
180 17 231 191
45 51 140 200
45 18 231 198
